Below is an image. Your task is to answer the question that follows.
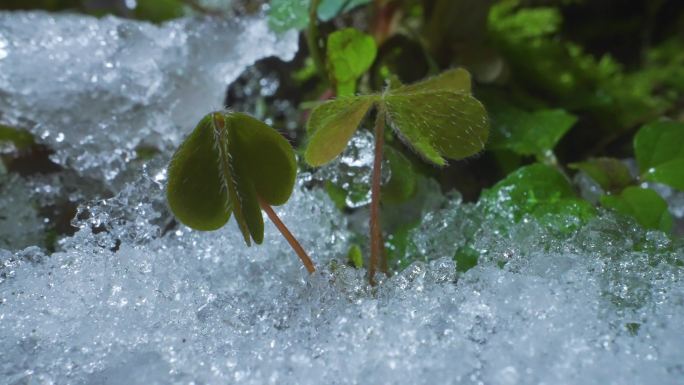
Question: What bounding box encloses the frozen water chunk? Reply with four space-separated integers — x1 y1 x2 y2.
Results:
313 130 389 208
0 12 297 185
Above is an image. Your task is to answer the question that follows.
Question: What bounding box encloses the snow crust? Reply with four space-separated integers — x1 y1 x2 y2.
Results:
1 11 683 385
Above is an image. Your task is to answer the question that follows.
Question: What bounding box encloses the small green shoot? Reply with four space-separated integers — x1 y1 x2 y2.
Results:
326 28 377 96
347 244 363 268
304 68 489 283
167 111 315 273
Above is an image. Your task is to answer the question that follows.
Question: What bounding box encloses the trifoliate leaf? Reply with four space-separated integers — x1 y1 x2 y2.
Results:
489 107 577 157
327 28 377 96
384 91 489 165
634 121 684 190
569 157 633 194
601 187 673 232
304 68 488 169
305 96 376 166
167 112 296 246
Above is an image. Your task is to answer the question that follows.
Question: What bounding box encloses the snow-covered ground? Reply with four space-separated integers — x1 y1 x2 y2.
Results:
1 11 683 385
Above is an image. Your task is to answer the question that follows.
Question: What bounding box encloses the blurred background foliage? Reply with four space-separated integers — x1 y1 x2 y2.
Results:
1 0 684 258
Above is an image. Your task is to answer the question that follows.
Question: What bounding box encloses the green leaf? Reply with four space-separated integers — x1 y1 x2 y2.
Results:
347 244 363 268
489 107 577 157
167 112 296 246
634 121 684 190
0 125 34 150
489 0 561 41
134 0 184 22
390 68 472 95
381 146 417 204
480 163 595 233
454 246 479 273
268 0 310 33
326 28 377 96
601 187 673 232
569 158 634 194
304 96 376 166
383 91 489 166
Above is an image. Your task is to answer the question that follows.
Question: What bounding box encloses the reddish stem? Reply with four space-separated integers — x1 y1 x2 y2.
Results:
371 0 399 44
259 197 316 274
369 106 386 285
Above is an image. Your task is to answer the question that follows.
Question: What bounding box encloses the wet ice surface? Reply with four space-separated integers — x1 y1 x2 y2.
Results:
1 12 684 385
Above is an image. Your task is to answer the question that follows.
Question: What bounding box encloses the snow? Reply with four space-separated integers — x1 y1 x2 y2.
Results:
1 11 684 385
0 11 297 186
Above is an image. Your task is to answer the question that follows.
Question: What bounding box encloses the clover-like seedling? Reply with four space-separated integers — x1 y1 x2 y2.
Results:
167 111 315 273
304 68 489 283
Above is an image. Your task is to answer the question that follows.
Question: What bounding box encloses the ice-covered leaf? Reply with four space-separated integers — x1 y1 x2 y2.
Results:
384 91 489 166
480 163 595 232
601 187 673 232
569 157 633 194
490 107 577 157
634 121 684 190
326 28 377 96
167 112 296 245
304 96 376 166
268 0 310 33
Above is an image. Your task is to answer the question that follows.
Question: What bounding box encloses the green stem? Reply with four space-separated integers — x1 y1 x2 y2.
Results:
259 196 316 274
307 0 327 82
369 106 386 285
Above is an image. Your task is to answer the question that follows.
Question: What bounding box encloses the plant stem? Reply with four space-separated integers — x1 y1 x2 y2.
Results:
258 196 316 274
307 0 327 82
369 106 386 285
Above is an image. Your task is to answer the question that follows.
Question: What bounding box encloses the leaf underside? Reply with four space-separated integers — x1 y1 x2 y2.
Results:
167 112 296 246
305 96 376 166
